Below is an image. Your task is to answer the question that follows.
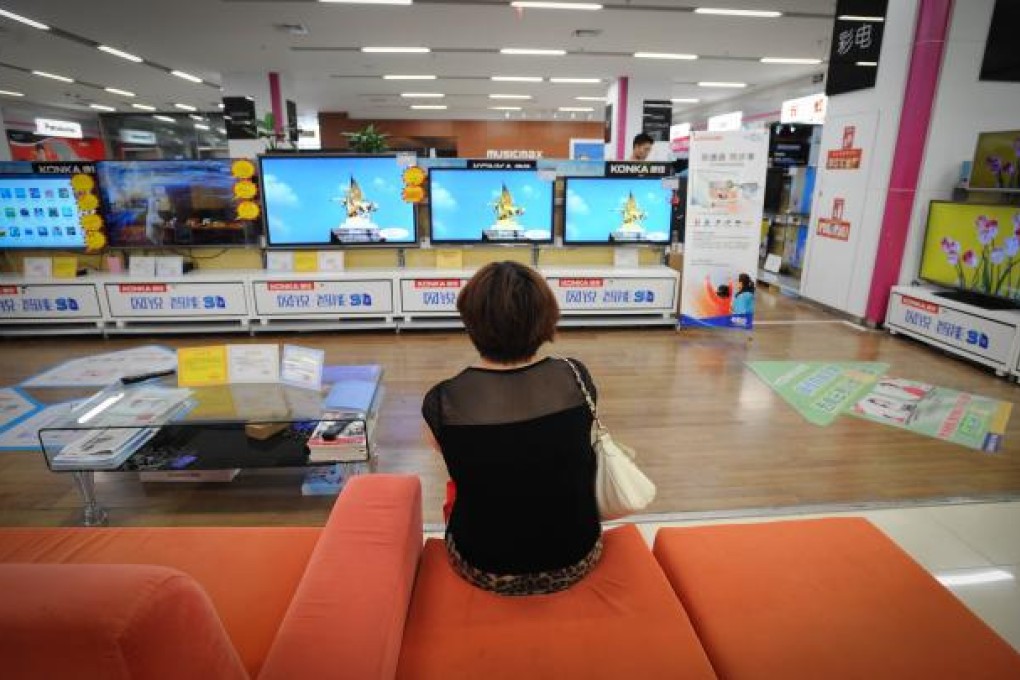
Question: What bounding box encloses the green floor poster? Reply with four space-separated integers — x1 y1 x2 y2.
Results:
748 362 890 426
850 378 1012 452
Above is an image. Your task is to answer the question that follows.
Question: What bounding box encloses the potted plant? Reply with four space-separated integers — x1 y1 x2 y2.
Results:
343 124 389 153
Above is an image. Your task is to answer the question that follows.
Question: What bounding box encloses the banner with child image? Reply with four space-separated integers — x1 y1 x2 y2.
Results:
681 130 769 329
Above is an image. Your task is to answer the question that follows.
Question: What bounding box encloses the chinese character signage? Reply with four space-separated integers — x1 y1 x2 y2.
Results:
680 130 769 329
826 0 887 97
816 197 851 241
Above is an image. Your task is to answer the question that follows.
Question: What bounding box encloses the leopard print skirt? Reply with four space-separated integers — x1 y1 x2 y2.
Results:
445 534 603 597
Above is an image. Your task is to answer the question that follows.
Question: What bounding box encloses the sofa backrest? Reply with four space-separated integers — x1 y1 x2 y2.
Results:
0 563 248 680
259 474 424 680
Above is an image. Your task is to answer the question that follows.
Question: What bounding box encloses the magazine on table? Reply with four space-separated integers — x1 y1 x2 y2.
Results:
52 426 160 470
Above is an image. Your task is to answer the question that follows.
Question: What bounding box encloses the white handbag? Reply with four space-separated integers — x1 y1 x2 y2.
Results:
562 358 656 521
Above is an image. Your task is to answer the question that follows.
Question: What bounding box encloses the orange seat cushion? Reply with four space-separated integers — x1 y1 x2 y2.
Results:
397 524 718 679
0 526 321 677
653 518 1020 680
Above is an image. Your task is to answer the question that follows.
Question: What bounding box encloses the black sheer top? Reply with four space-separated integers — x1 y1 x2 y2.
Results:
422 357 601 575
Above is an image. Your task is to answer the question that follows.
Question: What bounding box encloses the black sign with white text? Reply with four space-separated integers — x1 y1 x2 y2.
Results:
642 100 672 142
826 0 887 96
605 161 671 177
32 162 97 175
466 160 538 170
222 96 258 140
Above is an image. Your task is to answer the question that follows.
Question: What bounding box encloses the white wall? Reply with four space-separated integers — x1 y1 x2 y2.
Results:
898 0 1020 285
799 0 920 318
0 109 10 162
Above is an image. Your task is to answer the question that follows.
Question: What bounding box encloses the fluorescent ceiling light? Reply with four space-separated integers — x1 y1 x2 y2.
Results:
489 94 532 99
321 0 412 4
218 103 225 108
575 96 605 101
838 14 885 22
761 57 822 65
383 74 437 80
492 76 544 82
401 92 445 98
672 98 700 103
698 81 747 88
550 77 601 83
97 45 143 63
634 52 698 60
171 70 203 83
500 48 567 56
411 104 447 110
0 8 50 30
174 103 197 111
32 70 74 83
153 115 176 122
559 106 594 112
695 7 782 18
194 123 210 130
0 89 25 97
105 87 136 97
362 46 430 53
937 569 1014 587
490 106 522 111
89 104 116 111
131 103 156 111
510 2 603 9
217 127 227 134
856 61 878 67
189 114 205 121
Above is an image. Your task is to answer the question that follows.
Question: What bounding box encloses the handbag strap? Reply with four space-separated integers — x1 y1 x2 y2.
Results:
560 358 605 432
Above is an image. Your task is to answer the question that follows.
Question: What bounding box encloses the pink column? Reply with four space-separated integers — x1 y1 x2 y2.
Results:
615 76 628 160
268 72 284 137
864 0 954 324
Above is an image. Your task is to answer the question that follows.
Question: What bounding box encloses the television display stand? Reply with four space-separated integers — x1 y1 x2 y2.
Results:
933 289 1019 311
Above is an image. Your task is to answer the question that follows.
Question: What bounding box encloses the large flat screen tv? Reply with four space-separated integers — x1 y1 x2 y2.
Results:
969 130 1020 190
0 174 87 250
97 160 259 248
919 201 1020 301
428 167 554 244
563 176 673 245
260 155 416 247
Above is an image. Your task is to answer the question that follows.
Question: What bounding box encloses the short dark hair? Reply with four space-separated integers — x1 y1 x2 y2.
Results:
457 261 559 363
633 132 654 148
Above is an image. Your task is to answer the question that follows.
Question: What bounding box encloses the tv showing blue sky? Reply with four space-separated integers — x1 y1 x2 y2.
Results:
261 156 415 245
564 177 673 244
429 169 554 243
0 175 86 250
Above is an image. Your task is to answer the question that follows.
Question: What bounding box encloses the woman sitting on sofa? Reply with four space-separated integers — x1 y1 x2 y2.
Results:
422 261 602 596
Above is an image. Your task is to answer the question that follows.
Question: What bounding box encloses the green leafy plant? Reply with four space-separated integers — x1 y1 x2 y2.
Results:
258 112 285 150
343 124 389 153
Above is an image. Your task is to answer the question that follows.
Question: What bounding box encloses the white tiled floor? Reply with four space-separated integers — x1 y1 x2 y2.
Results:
633 501 1020 652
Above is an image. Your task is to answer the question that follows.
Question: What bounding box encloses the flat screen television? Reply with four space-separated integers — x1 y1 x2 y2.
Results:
427 168 554 244
97 160 259 248
0 174 87 250
969 130 1020 190
563 176 673 245
260 155 416 247
919 201 1020 302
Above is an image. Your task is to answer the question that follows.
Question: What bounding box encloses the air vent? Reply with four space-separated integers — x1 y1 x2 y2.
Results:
573 29 602 38
274 23 309 36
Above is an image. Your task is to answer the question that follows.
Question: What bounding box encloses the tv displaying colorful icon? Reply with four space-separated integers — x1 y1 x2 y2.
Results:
97 160 258 248
260 155 416 246
919 201 1020 301
0 174 86 249
563 177 672 245
428 168 554 244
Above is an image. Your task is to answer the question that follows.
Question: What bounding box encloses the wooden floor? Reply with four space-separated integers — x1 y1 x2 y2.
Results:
1 287 1019 527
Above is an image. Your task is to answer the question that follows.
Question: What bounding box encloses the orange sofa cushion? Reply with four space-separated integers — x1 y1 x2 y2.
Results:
260 474 424 680
653 518 1020 680
0 526 321 677
0 563 247 680
397 524 718 679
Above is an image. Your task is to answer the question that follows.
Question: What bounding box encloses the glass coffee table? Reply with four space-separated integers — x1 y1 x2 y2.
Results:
37 366 382 526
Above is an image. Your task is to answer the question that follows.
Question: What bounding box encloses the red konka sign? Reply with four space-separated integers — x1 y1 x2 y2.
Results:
901 295 940 314
119 284 167 293
558 278 604 288
0 286 18 295
413 279 462 289
268 282 315 291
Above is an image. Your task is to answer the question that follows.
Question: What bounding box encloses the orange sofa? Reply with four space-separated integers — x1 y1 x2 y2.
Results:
1 474 1019 680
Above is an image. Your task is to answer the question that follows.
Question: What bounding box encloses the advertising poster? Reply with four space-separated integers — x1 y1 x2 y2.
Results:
851 378 1012 452
748 361 890 426
681 130 769 329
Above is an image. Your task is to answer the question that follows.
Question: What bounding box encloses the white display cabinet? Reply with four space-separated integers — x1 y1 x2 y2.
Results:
100 270 252 335
886 285 1020 378
0 278 105 336
396 270 472 329
542 266 680 327
251 271 397 332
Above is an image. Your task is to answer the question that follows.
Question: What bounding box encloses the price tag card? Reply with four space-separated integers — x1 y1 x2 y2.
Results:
281 344 325 391
129 256 157 277
293 251 318 272
227 344 281 384
177 346 229 387
23 257 52 279
266 251 294 272
318 251 345 272
52 256 78 279
436 249 463 270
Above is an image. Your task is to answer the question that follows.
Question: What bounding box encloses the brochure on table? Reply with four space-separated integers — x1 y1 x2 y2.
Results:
0 401 80 452
681 130 769 329
0 388 41 431
21 345 177 388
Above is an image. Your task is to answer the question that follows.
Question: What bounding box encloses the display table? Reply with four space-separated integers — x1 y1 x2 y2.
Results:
35 365 382 525
0 265 681 335
886 285 1020 377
